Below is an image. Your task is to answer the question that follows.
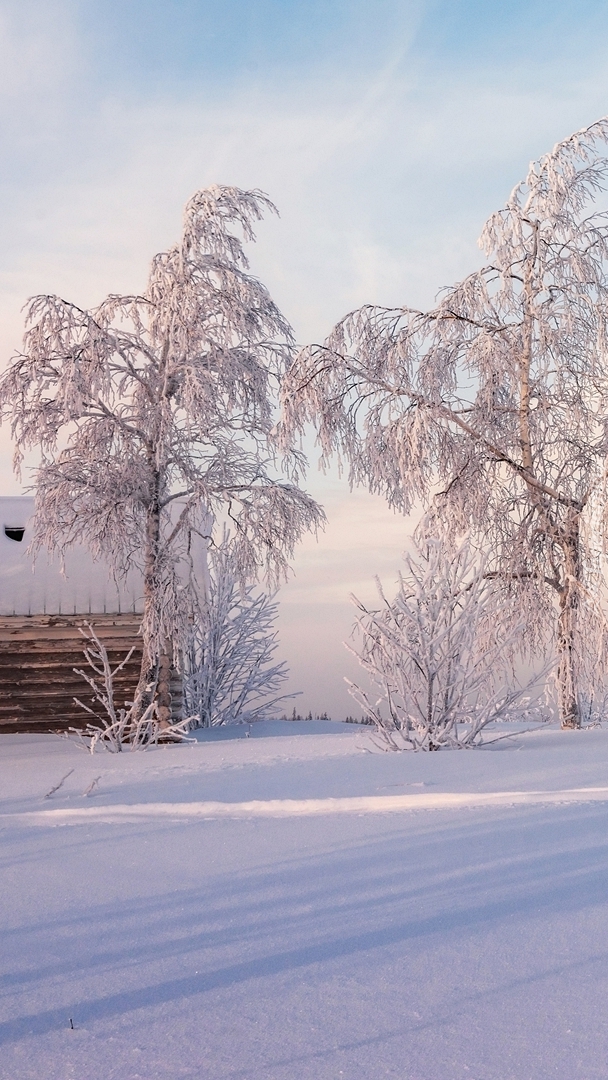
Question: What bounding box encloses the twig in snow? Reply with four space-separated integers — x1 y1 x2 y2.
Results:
82 776 101 797
44 769 74 798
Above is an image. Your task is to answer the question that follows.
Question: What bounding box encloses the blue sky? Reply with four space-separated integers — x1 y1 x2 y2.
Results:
2 0 608 714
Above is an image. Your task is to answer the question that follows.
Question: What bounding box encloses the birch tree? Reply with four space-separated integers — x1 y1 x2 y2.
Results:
1 185 322 726
281 119 608 728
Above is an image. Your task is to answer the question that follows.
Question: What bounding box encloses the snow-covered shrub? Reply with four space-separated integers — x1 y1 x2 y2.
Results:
73 625 194 752
346 539 547 751
183 542 294 727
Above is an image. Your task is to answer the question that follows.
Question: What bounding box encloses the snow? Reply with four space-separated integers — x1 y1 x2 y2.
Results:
2 720 608 1079
0 497 143 616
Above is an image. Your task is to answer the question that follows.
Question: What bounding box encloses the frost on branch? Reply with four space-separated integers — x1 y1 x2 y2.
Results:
72 625 194 752
281 118 608 728
1 185 324 731
346 539 548 751
183 537 295 728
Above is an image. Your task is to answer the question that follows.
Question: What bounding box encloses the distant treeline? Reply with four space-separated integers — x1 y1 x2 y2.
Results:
278 710 374 724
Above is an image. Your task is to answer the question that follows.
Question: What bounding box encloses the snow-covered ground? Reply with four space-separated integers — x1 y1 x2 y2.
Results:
2 720 608 1079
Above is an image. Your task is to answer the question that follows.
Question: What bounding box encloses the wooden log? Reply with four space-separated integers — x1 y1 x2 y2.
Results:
0 612 183 733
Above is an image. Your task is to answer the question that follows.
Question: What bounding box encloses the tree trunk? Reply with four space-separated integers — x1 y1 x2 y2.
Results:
156 644 173 729
132 475 162 724
557 526 581 729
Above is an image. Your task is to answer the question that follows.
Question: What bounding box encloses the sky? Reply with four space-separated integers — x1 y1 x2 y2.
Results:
1 0 608 717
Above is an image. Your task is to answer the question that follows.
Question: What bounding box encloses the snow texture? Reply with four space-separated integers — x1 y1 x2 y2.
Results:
2 719 608 1079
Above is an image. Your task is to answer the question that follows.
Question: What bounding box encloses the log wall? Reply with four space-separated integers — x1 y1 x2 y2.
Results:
0 614 145 733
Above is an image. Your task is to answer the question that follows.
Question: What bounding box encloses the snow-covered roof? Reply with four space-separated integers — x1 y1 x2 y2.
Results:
0 497 143 616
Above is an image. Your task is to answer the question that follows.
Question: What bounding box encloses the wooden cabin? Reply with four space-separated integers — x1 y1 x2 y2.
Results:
0 496 147 733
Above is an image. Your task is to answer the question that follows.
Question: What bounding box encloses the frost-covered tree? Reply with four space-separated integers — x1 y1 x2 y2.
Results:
1 185 322 725
183 536 294 727
347 539 545 751
281 119 608 728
